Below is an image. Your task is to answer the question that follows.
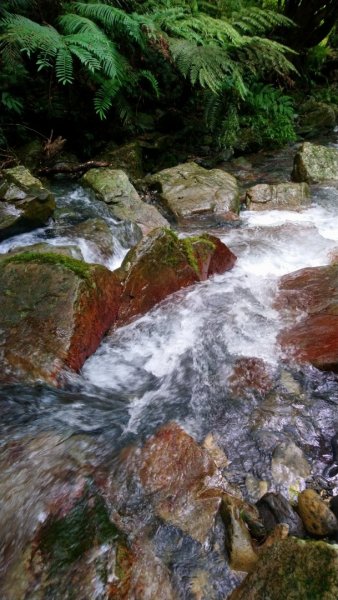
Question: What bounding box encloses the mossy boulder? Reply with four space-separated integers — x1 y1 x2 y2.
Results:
229 537 338 600
292 142 338 183
297 100 337 137
1 488 134 600
0 165 55 240
0 252 122 384
116 228 237 324
0 242 83 261
245 183 310 211
277 264 338 372
146 162 240 225
82 167 169 233
96 140 144 181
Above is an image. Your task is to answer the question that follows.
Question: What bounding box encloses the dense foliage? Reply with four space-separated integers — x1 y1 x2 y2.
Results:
0 0 337 161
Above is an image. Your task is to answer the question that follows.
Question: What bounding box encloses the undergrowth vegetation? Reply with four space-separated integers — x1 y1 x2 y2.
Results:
0 0 337 159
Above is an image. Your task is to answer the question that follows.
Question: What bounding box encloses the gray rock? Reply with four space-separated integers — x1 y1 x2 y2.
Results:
67 218 115 258
0 166 55 240
82 168 169 233
146 162 240 225
256 492 305 537
271 440 311 496
292 142 338 183
245 182 310 211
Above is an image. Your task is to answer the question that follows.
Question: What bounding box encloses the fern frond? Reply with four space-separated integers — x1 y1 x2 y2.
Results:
68 2 145 46
170 38 244 94
231 8 294 36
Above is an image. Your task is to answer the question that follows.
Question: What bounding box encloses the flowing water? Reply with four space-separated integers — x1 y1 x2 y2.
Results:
1 136 338 598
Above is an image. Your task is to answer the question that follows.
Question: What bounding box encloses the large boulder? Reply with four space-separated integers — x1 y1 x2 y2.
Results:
0 242 83 261
82 167 168 233
0 166 55 240
245 183 310 211
146 162 240 225
116 228 237 324
277 264 338 372
0 252 122 384
297 100 337 137
292 142 338 183
229 537 338 600
96 140 143 181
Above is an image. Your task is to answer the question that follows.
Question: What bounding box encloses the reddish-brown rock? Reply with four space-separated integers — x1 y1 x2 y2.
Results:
277 264 338 371
0 253 122 384
228 357 275 397
117 228 236 324
139 422 222 543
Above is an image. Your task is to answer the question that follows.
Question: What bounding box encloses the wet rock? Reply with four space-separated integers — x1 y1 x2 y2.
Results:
0 166 55 240
228 357 275 398
256 492 305 537
67 218 115 258
0 242 83 261
2 489 134 600
139 423 222 543
278 264 338 372
221 496 258 572
117 228 236 325
82 167 169 233
292 142 338 183
202 433 229 469
96 140 144 181
245 474 268 503
127 540 177 600
271 441 310 496
297 489 338 537
146 162 240 225
245 182 310 211
0 252 122 384
229 537 338 600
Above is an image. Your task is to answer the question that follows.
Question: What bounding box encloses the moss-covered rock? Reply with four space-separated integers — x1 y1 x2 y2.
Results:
0 165 55 240
292 142 338 183
82 167 168 233
297 100 337 137
245 182 310 211
146 161 240 225
229 537 338 600
0 242 83 261
117 228 236 324
96 140 144 181
0 252 122 384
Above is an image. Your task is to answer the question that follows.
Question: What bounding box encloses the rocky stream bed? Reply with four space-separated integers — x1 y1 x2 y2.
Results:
1 133 338 598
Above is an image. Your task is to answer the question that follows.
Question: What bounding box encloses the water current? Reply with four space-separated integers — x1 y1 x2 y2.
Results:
1 134 338 598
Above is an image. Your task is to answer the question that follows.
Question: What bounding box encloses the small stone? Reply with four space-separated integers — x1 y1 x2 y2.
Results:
297 489 338 537
245 474 268 503
271 440 310 495
202 433 229 469
221 496 258 572
256 492 305 537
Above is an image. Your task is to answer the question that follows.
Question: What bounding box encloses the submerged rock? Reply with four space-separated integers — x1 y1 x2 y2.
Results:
271 440 310 496
0 165 55 240
117 228 236 325
297 489 338 537
292 142 338 183
0 252 122 384
82 167 168 233
245 182 310 211
146 161 240 225
230 537 338 600
139 422 222 543
278 264 338 372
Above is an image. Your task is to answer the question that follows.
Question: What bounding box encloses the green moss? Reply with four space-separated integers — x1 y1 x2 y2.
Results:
1 251 93 280
39 491 121 574
180 235 216 275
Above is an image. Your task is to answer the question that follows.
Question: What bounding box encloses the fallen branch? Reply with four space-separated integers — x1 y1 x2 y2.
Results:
38 160 111 176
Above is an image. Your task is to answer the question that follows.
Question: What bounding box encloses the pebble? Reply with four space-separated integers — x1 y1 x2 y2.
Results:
297 489 338 537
